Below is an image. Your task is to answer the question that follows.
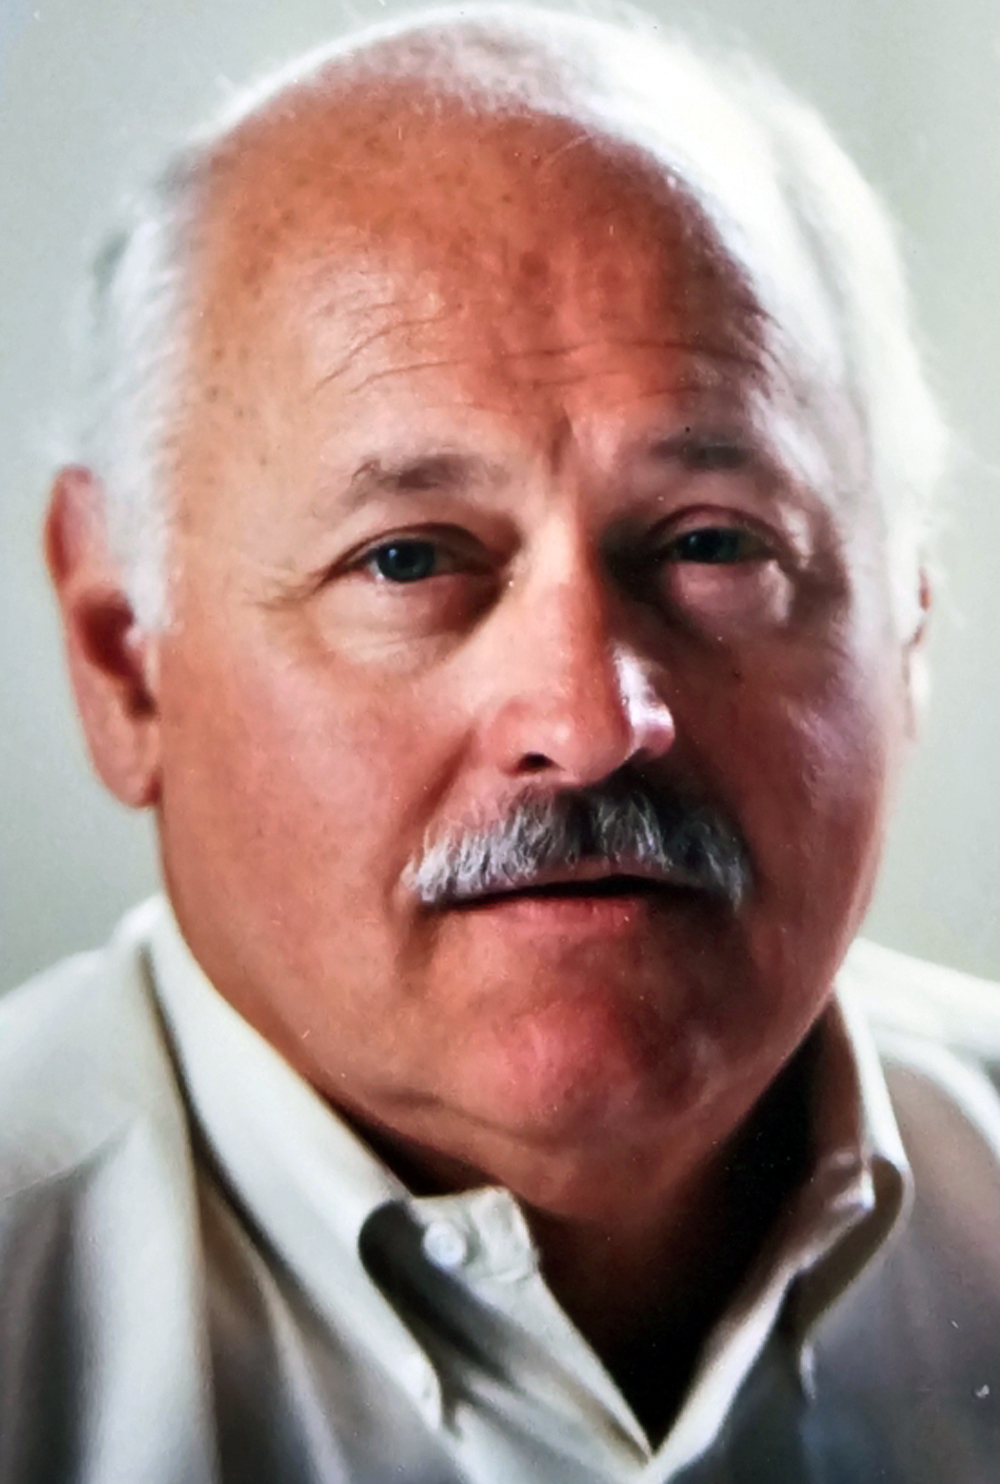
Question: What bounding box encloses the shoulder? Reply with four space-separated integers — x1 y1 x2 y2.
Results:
811 943 1000 1474
0 898 189 1199
840 936 1000 1160
842 935 1000 1069
0 904 216 1478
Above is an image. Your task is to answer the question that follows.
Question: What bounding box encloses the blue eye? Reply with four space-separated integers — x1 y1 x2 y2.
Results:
370 540 440 583
667 528 764 564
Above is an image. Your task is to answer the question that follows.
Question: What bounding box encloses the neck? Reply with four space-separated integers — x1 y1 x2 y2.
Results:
525 1050 813 1439
349 1043 815 1443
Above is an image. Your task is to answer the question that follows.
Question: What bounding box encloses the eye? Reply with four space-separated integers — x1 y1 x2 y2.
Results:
368 539 445 583
648 517 795 634
663 526 769 565
319 526 499 651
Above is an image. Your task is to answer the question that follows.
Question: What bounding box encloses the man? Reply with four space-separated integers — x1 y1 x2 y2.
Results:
2 4 999 1480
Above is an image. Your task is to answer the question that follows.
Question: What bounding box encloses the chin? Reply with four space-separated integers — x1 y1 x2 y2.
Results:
453 990 725 1151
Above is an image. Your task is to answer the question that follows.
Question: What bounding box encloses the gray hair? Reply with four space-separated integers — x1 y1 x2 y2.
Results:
73 1 949 633
404 773 752 910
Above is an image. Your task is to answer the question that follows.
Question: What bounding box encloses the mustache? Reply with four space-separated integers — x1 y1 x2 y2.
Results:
404 772 752 911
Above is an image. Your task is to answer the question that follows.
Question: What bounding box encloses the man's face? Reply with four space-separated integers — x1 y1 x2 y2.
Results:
153 100 911 1200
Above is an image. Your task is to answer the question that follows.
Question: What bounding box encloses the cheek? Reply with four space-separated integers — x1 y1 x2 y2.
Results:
726 649 902 959
157 632 454 922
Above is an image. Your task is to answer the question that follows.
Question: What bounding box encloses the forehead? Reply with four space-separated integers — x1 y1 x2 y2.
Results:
191 84 764 381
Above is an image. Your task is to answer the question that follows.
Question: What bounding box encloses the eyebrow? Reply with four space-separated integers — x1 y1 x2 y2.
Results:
340 451 508 513
642 427 752 467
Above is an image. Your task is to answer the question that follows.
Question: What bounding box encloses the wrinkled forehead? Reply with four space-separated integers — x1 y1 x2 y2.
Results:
171 73 863 528
191 84 764 365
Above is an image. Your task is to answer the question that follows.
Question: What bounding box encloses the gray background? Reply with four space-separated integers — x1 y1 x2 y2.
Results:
2 0 998 992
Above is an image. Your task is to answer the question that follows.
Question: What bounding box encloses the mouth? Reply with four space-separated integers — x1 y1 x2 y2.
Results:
450 871 695 910
436 871 704 940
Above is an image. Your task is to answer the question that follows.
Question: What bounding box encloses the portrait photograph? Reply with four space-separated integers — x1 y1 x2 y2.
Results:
1 1 999 1479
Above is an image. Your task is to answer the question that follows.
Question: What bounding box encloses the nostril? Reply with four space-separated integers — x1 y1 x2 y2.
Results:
520 752 552 774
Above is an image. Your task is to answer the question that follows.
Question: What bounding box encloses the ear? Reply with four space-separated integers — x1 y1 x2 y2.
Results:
902 566 933 739
44 466 162 808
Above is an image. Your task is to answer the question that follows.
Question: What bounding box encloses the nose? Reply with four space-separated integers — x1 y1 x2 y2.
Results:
476 559 676 788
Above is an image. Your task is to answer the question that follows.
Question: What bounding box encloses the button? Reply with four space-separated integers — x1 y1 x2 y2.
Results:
422 1219 470 1270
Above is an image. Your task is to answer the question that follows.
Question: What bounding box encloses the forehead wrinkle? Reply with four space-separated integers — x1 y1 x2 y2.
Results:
330 341 765 400
531 128 595 176
308 308 459 394
193 90 762 349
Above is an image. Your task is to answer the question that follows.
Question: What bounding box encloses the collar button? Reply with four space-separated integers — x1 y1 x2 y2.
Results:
422 1219 470 1271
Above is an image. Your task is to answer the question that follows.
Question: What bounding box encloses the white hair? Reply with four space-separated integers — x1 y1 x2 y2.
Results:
74 1 948 633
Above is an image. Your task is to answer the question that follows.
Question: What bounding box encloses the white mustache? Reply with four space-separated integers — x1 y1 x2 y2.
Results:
404 779 751 910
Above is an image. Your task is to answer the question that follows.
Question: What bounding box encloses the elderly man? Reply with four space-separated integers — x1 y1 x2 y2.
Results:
3 4 999 1481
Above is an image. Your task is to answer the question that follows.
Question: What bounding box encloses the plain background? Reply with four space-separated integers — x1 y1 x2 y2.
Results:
2 0 999 992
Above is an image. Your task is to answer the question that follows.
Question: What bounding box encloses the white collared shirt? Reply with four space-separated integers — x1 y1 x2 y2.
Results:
1 897 999 1482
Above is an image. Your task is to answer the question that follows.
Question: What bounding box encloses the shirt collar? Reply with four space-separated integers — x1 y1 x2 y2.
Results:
145 895 447 1425
636 985 912 1474
780 972 913 1358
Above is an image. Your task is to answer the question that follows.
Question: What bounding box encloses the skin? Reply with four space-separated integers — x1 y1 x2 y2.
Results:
46 79 927 1437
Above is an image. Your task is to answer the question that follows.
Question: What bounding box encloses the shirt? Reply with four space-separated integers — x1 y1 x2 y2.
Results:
0 896 998 1483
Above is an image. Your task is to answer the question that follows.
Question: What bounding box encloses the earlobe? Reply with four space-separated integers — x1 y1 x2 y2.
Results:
44 467 163 808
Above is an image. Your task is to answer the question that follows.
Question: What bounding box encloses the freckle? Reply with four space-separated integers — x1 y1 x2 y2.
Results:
519 249 548 283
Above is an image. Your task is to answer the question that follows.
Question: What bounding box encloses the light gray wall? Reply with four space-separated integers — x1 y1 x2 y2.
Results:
2 0 999 991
